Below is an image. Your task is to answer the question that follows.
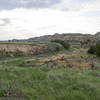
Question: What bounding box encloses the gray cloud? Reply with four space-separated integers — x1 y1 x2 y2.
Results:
0 18 10 26
0 0 61 10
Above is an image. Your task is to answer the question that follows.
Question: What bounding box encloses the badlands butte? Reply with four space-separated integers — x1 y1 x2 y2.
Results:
0 32 100 56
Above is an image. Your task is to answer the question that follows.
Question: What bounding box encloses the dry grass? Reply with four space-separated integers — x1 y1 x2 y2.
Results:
37 48 91 69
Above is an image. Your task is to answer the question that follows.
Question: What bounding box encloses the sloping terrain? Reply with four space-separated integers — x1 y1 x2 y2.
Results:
0 42 100 99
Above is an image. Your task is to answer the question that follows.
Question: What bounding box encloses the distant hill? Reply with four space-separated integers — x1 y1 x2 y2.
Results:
27 33 92 42
8 32 100 45
95 32 100 37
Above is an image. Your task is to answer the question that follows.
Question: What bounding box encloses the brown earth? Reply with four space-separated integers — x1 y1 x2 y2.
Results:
36 48 92 69
0 43 49 56
0 42 64 56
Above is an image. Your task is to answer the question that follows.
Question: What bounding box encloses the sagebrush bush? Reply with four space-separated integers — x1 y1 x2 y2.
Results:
47 42 64 53
51 39 70 50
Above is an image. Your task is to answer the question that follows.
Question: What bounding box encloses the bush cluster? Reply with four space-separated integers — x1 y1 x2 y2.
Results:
88 45 96 54
88 42 100 57
51 39 70 50
47 42 64 53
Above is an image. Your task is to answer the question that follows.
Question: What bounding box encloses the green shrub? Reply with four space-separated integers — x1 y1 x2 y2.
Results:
88 42 100 57
40 64 50 71
88 45 96 54
51 39 70 50
55 45 61 51
0 90 5 97
47 42 64 53
96 43 100 57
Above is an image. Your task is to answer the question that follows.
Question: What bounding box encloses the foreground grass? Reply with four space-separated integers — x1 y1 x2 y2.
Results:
0 66 100 100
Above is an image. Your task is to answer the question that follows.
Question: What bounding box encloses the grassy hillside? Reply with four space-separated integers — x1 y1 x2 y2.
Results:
0 48 100 100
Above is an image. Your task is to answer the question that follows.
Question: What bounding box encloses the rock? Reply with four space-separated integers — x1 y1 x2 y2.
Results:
60 56 67 61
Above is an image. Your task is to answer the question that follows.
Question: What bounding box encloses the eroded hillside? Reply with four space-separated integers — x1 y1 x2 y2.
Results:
0 42 64 56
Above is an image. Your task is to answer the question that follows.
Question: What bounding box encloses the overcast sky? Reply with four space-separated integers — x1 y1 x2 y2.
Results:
0 0 100 40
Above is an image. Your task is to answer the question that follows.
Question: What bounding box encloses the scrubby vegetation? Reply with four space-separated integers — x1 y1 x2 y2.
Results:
95 43 100 57
88 45 96 54
0 50 10 58
0 40 100 100
46 42 64 53
88 42 100 57
51 39 70 50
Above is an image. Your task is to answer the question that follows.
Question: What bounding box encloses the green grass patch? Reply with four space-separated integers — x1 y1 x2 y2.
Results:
0 66 100 100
